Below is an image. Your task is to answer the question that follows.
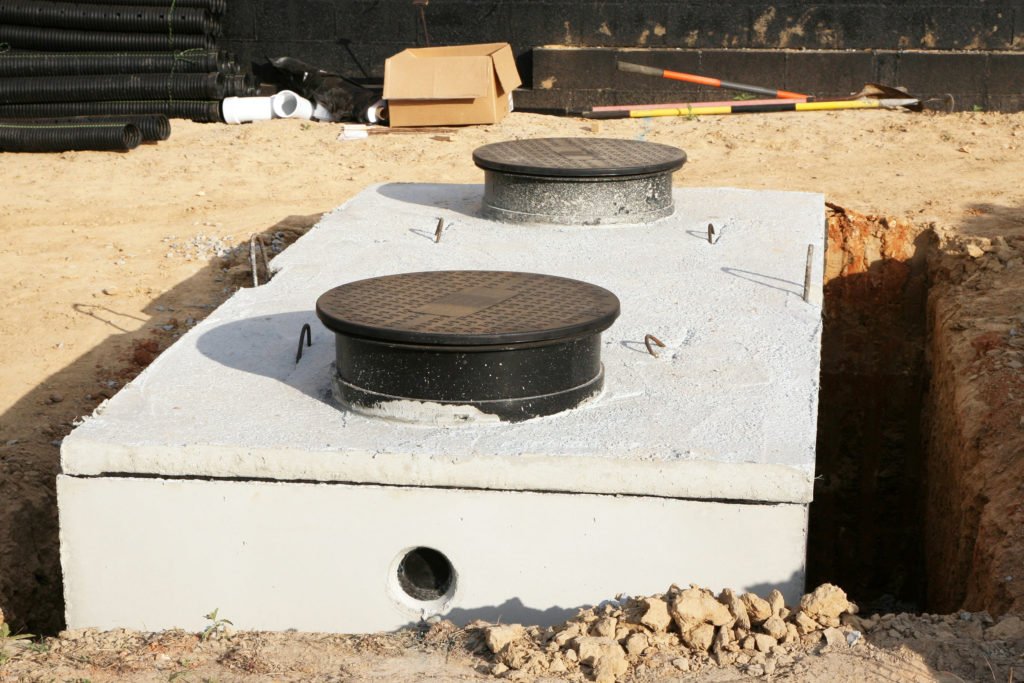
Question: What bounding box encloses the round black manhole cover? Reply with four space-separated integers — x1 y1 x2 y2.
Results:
315 271 621 422
472 137 686 178
471 137 686 224
316 270 620 346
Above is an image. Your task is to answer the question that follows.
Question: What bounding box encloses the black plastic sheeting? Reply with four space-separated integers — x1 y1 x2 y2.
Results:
0 113 170 141
0 50 231 77
0 72 225 104
0 23 214 51
0 1 218 36
0 99 222 122
264 56 381 122
0 121 141 152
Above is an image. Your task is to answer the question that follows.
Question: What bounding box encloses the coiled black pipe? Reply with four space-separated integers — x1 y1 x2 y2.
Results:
0 1 217 35
0 72 225 104
0 99 222 122
0 50 223 76
0 114 170 141
0 122 141 152
0 23 214 51
84 0 226 14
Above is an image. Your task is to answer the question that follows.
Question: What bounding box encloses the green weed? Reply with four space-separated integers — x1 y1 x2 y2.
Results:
0 622 35 665
200 609 233 642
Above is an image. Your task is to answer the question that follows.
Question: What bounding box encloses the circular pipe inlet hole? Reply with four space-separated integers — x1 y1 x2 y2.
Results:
397 547 454 602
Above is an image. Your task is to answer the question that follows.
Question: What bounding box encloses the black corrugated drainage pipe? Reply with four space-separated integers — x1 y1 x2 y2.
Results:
222 73 256 97
0 1 217 35
0 50 225 76
0 114 170 141
0 23 214 51
0 99 222 122
0 72 225 104
83 0 226 14
0 121 141 152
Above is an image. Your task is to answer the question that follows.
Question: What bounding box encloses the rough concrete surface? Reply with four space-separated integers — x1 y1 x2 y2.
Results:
481 170 675 224
60 185 825 504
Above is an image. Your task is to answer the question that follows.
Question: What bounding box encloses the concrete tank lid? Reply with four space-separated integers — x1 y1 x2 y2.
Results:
60 186 825 505
316 270 620 346
472 137 686 178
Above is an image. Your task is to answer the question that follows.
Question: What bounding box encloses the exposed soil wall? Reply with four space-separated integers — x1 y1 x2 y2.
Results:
925 234 1024 614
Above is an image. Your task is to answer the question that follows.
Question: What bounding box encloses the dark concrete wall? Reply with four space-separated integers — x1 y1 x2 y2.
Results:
520 47 1024 113
221 1 1024 111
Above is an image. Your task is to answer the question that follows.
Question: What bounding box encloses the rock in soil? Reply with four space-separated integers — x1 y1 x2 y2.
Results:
484 624 524 653
576 636 628 682
800 583 854 628
670 586 734 633
639 596 673 632
985 615 1024 640
741 592 773 624
623 632 647 658
719 587 751 631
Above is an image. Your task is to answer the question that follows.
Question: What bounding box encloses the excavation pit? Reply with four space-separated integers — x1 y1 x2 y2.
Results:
807 206 934 613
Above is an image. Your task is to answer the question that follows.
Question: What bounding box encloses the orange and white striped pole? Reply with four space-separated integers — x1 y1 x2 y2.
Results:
617 61 808 100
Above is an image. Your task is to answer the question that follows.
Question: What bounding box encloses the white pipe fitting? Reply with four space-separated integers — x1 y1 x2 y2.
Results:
221 96 273 124
312 102 337 122
222 90 315 124
365 99 387 124
270 90 314 120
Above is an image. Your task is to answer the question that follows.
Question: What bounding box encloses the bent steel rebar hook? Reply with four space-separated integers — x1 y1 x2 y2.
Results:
295 323 312 363
644 333 666 358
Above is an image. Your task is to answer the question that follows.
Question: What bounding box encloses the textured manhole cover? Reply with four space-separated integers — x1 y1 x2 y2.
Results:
472 137 686 178
316 270 621 422
472 137 686 225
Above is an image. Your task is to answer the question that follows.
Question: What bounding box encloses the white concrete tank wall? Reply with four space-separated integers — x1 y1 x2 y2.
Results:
59 476 808 632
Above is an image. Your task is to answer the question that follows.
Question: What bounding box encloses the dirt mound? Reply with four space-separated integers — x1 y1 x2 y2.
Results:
472 583 860 681
2 583 1022 681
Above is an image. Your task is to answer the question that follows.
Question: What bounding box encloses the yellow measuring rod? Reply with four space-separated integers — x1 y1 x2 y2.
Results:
584 98 920 119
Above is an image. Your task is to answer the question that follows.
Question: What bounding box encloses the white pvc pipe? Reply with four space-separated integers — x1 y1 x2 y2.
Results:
312 102 337 122
270 90 314 120
365 99 387 124
222 90 316 124
221 96 273 124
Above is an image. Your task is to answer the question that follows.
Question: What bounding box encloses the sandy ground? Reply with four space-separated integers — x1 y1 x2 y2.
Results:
1 109 1024 680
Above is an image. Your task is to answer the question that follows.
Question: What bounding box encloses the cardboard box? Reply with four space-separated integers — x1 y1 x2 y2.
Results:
383 43 522 127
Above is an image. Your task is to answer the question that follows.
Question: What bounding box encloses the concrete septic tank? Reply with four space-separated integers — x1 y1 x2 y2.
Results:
58 184 825 633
